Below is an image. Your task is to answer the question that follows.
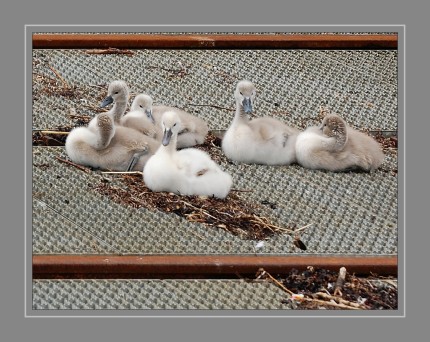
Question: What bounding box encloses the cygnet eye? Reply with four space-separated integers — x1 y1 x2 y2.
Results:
173 123 177 127
239 91 243 96
139 105 143 108
114 91 119 94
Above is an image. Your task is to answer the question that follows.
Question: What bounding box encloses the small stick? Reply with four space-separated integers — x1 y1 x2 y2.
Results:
314 292 365 309
293 223 313 234
101 171 144 175
40 130 70 135
69 114 92 120
189 230 206 240
55 156 91 173
259 268 295 296
179 200 219 221
380 279 398 288
186 103 235 111
366 280 375 290
85 48 134 56
250 215 293 233
47 64 69 88
303 298 361 310
230 188 253 193
334 267 347 297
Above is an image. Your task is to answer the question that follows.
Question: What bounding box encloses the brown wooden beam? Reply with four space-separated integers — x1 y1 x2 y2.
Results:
32 34 397 50
33 254 397 279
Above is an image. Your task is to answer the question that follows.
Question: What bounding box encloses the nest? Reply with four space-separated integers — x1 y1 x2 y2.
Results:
93 173 295 241
90 134 302 240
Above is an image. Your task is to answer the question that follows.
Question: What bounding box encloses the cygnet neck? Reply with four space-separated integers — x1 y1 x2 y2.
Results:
110 100 128 124
234 101 250 124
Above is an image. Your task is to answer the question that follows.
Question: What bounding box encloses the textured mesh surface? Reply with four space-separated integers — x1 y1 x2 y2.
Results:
32 146 397 254
32 279 287 310
32 48 398 255
33 198 117 254
32 49 397 131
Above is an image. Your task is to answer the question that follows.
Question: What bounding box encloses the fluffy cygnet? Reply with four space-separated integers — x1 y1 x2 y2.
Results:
143 111 232 199
121 93 209 148
65 111 159 172
222 80 300 165
96 80 130 124
295 113 385 172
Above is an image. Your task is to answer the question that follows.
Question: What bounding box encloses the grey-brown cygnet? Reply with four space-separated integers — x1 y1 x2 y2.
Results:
295 113 385 172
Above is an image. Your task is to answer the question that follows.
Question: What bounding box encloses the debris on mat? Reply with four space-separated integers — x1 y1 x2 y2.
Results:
90 132 313 241
257 267 398 310
93 173 302 241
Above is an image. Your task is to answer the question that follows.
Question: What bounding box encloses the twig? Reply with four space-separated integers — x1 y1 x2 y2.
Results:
258 267 365 310
101 171 144 175
146 64 188 76
85 48 135 56
334 267 347 296
189 230 206 240
313 292 366 309
367 278 397 288
47 64 69 88
380 279 398 288
55 156 91 173
230 188 253 193
40 130 70 135
257 268 295 296
303 297 361 310
186 103 235 111
179 200 219 221
250 215 293 233
293 223 313 234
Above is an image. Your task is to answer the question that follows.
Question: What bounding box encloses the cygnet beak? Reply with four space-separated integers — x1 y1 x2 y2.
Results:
242 97 253 114
100 95 114 108
145 109 155 124
162 128 173 146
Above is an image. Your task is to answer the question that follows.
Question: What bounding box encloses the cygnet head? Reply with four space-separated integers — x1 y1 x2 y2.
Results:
100 80 130 108
161 111 183 146
131 94 155 123
320 114 347 138
235 80 256 114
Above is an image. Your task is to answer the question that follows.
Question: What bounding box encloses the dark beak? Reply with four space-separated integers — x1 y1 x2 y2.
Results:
242 97 253 113
145 109 155 124
100 95 114 108
162 128 173 146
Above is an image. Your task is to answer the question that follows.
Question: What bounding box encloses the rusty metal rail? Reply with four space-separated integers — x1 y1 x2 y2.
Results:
33 254 397 279
32 34 397 49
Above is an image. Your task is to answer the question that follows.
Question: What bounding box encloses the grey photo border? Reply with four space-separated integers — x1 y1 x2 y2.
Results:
25 24 404 318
